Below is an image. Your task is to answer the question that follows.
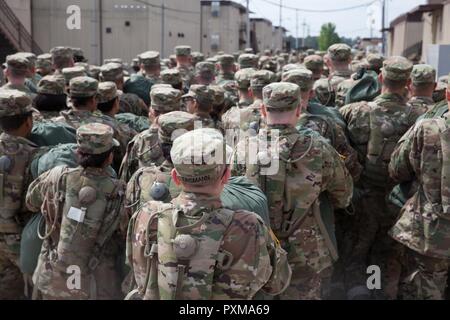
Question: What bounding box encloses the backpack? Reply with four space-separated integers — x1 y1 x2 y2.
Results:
115 113 149 133
29 121 77 147
344 70 381 105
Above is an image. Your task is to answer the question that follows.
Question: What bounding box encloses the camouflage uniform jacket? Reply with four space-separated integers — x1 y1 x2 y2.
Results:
389 114 450 259
126 192 291 300
120 93 149 116
216 73 235 85
232 125 353 265
26 165 126 299
340 93 424 189
120 125 164 182
0 133 43 233
408 96 435 116
1 83 36 100
177 65 194 89
297 110 362 181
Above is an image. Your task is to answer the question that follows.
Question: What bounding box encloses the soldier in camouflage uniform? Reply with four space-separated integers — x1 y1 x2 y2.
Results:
126 128 291 300
2 54 36 99
53 76 131 170
209 85 227 129
216 54 237 85
33 75 68 120
324 44 353 106
238 54 258 71
191 51 205 67
175 46 194 91
50 47 74 75
233 82 353 300
366 54 385 75
120 86 182 182
340 56 424 300
100 63 148 116
124 51 161 106
0 89 44 299
304 55 325 81
182 85 216 129
36 54 53 77
388 76 450 299
408 64 437 115
124 111 196 219
26 123 125 300
193 62 216 86
160 68 183 91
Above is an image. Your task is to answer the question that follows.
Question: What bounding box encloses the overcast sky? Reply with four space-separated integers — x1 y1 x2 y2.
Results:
238 0 427 38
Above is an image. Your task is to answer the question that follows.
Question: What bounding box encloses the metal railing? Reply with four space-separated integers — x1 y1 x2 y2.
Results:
0 0 42 54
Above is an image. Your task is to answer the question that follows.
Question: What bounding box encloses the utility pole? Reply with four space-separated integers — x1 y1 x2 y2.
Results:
247 0 250 49
382 0 386 55
279 0 282 27
161 3 165 58
295 9 299 50
302 19 307 48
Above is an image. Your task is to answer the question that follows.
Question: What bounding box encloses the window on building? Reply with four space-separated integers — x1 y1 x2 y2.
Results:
125 21 131 27
106 27 112 34
211 1 220 17
211 34 220 50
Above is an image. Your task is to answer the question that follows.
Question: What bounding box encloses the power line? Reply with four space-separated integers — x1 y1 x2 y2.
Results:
256 0 377 13
132 0 200 15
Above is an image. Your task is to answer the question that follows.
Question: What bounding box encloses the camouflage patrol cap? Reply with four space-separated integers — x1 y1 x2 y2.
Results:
244 48 254 54
235 68 255 89
50 47 73 63
161 68 182 86
37 75 65 95
232 52 241 60
209 85 226 106
182 85 214 105
171 128 232 186
0 89 33 118
18 52 37 69
195 62 216 78
138 51 160 67
381 56 413 81
206 57 218 64
328 43 352 62
304 55 324 71
69 76 98 98
306 49 315 56
263 82 301 112
157 111 196 144
282 68 314 92
36 54 53 71
251 70 275 89
62 66 87 85
103 58 123 65
150 86 182 112
281 63 303 74
77 123 119 155
191 51 205 65
97 82 118 104
175 46 192 57
88 65 101 80
6 53 30 74
439 75 448 84
100 63 123 81
72 48 87 62
411 64 436 85
74 62 90 73
366 53 384 71
238 54 258 69
217 54 235 66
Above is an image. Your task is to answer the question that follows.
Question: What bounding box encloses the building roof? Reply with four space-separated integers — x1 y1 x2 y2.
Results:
201 0 248 13
389 4 443 28
251 17 272 26
274 26 288 32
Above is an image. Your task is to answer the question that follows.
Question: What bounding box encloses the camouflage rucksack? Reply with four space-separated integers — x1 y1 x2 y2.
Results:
127 203 235 300
363 101 415 188
37 166 125 299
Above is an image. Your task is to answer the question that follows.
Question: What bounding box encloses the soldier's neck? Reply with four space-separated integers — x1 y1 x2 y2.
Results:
6 77 25 86
381 87 405 96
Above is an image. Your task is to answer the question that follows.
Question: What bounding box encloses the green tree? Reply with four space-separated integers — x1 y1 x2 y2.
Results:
318 23 341 51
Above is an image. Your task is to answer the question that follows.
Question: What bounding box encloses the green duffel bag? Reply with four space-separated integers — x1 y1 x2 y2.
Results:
20 213 44 275
345 69 381 105
29 121 77 147
222 176 270 226
116 113 149 133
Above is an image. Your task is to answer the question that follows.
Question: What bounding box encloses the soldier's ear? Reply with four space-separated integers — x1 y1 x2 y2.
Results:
378 73 383 85
446 89 450 102
221 167 231 185
261 104 267 118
